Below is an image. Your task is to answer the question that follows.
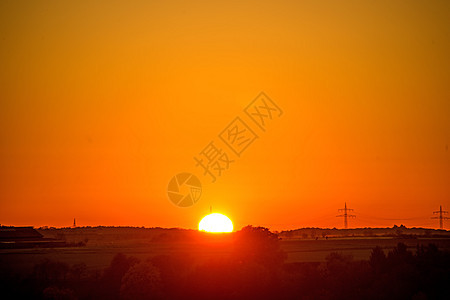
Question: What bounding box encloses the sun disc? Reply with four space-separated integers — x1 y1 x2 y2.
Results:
198 213 233 233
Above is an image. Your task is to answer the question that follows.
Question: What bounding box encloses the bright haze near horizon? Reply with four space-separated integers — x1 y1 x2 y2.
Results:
1 0 449 231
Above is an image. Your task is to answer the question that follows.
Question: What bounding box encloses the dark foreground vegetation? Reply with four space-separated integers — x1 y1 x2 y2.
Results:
1 226 449 300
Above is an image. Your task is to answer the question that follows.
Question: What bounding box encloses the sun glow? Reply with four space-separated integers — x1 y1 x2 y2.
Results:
198 213 234 233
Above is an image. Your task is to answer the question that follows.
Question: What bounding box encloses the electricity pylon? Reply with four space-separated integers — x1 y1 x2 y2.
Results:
337 202 356 229
432 205 448 229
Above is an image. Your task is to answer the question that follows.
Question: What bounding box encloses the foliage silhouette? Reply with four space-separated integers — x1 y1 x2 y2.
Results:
1 229 449 300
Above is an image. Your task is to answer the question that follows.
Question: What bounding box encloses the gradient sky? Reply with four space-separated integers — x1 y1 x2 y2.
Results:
1 0 449 230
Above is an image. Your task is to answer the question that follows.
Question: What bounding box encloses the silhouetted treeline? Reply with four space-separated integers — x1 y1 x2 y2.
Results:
1 226 449 299
280 224 450 239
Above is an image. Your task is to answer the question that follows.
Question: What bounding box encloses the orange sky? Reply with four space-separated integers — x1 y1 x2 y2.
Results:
1 1 449 230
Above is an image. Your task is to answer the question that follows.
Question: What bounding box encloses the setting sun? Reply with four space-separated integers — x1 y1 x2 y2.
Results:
198 213 234 233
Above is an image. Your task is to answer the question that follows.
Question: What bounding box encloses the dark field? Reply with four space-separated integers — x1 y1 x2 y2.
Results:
2 227 450 272
1 227 449 299
2 235 450 273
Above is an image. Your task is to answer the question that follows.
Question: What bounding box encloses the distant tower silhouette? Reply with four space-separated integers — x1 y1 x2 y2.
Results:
432 205 448 229
337 202 356 229
73 218 76 228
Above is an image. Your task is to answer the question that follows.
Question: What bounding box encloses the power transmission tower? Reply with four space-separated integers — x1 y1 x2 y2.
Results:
432 205 448 229
337 202 356 229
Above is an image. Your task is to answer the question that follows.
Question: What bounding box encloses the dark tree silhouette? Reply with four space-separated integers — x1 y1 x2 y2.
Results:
101 253 139 299
42 286 76 300
369 246 387 274
232 226 287 269
120 261 163 300
33 259 70 283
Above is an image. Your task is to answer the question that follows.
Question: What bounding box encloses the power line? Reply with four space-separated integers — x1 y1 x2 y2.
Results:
357 213 428 221
432 205 449 229
337 202 356 229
